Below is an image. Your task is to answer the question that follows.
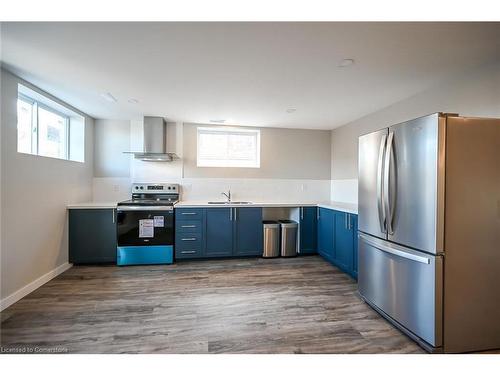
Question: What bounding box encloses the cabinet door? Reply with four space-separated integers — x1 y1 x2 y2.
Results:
205 208 233 257
233 207 263 256
334 211 354 274
352 215 358 279
69 209 117 264
317 208 334 262
300 207 317 254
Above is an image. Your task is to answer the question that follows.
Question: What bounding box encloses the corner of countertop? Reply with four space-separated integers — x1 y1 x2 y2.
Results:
67 202 118 209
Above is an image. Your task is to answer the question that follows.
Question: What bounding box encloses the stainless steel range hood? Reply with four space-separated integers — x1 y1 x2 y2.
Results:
124 116 179 161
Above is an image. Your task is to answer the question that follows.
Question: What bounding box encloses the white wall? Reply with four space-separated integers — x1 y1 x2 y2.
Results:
93 121 333 203
93 119 130 178
330 60 500 203
0 69 94 306
183 123 332 179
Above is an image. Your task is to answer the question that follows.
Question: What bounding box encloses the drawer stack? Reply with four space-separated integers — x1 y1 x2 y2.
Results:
175 208 205 259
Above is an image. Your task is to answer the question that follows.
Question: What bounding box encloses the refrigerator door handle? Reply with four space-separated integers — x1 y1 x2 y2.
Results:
377 134 387 232
384 131 395 235
359 233 430 264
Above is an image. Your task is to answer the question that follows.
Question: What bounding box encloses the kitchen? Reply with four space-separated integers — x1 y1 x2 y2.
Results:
1 13 500 372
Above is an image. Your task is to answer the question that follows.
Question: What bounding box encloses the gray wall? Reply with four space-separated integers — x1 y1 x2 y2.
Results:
94 119 130 177
183 123 332 180
0 69 94 301
331 61 500 180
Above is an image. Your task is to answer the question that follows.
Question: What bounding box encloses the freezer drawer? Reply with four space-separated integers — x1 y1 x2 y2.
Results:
358 233 443 348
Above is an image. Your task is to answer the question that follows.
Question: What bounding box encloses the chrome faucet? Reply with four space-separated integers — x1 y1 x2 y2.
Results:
221 189 231 202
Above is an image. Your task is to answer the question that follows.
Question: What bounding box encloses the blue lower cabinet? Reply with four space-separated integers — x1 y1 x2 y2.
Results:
69 209 117 264
352 215 358 279
117 245 173 266
175 207 264 259
317 207 358 280
175 231 204 259
205 208 233 257
233 207 263 256
334 211 354 274
299 206 317 254
317 207 335 262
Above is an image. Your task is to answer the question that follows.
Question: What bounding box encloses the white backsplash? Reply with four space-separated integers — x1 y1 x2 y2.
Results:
92 177 331 203
330 179 358 204
92 177 132 202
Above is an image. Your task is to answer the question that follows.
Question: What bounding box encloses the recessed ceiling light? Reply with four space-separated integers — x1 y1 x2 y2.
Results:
286 108 296 113
210 119 226 123
100 92 117 103
128 98 139 104
338 58 355 68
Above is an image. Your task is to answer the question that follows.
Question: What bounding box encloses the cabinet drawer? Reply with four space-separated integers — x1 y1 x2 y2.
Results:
175 220 203 232
175 233 203 250
175 247 203 259
175 208 204 221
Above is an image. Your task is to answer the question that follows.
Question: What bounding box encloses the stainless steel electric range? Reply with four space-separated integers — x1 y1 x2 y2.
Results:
116 183 179 266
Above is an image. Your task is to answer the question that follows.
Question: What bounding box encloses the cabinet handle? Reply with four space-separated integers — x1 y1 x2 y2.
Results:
234 208 237 221
181 212 197 215
181 225 196 228
317 209 320 220
345 213 348 229
181 250 196 254
229 208 232 221
112 209 115 224
181 238 197 241
300 207 303 220
348 214 351 230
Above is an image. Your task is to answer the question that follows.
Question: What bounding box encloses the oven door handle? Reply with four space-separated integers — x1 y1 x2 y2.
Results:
117 206 173 211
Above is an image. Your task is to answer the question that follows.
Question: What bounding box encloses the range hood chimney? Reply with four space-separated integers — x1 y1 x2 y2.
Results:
124 116 179 161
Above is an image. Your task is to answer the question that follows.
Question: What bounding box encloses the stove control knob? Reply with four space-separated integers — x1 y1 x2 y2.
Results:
168 186 171 190
140 186 144 190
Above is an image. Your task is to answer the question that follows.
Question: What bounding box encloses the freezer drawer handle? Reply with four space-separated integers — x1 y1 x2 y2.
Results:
359 233 430 264
181 212 197 215
181 250 197 254
181 225 196 228
181 238 197 241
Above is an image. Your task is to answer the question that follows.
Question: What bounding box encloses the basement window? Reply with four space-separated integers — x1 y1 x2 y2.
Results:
197 127 261 168
17 84 85 162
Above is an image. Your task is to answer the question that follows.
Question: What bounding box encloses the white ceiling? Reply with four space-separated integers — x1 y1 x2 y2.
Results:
1 22 500 129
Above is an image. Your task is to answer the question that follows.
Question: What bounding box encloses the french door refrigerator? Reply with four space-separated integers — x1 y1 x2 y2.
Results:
358 113 500 353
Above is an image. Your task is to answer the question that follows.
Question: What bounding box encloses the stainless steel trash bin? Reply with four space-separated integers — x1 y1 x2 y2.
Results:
263 221 280 258
279 220 298 257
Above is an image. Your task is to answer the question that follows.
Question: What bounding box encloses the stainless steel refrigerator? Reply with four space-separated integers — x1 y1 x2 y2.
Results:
357 113 500 353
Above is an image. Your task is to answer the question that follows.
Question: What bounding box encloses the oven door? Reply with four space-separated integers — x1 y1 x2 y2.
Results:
116 207 174 247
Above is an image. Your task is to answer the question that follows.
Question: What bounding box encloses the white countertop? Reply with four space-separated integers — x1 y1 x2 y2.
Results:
67 200 358 214
317 201 358 215
175 200 358 214
174 201 319 208
67 202 118 209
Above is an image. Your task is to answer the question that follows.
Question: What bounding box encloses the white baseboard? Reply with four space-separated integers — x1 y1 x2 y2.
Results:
0 262 72 311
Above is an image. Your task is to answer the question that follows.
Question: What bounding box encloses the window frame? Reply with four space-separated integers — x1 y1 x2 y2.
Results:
196 126 261 168
17 92 71 161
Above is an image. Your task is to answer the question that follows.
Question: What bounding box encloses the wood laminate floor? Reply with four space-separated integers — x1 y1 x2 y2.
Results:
0 256 426 354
